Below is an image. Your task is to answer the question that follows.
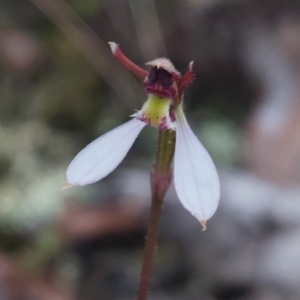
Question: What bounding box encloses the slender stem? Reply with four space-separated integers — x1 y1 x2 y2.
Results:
156 130 176 172
137 190 163 300
137 129 175 300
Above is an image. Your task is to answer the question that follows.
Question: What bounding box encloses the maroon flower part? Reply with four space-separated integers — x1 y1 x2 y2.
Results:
109 42 194 103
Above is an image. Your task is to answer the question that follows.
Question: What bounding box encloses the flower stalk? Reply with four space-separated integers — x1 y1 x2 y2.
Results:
64 42 220 300
138 129 175 300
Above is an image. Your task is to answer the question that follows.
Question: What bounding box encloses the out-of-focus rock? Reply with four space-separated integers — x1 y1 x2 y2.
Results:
258 230 300 292
160 169 300 298
112 168 151 202
243 21 300 183
83 168 300 298
59 196 145 242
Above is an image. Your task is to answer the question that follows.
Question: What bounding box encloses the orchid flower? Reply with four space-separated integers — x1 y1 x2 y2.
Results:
65 42 220 224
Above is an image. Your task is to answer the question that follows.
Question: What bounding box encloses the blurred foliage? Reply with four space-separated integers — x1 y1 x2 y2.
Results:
0 0 299 299
0 0 250 229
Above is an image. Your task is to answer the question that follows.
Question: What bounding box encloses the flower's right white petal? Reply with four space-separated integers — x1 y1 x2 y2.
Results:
174 105 220 222
66 119 145 186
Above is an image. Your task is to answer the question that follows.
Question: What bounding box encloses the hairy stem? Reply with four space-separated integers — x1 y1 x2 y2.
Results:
137 129 175 300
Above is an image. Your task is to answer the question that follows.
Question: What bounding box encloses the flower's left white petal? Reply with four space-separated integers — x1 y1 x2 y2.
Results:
174 106 220 221
66 119 145 186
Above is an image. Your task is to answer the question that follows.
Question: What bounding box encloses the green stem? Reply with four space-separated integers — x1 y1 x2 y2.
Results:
137 129 175 300
156 130 176 172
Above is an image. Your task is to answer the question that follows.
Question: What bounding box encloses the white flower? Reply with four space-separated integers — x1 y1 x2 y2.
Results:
65 50 220 223
66 101 219 222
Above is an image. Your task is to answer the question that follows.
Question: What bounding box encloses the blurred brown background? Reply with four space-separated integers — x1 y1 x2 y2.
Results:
1 0 300 299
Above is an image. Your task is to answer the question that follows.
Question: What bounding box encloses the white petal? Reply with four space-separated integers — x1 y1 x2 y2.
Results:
66 119 145 186
174 106 220 221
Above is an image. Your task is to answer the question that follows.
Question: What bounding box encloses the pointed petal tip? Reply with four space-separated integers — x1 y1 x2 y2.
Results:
108 41 118 55
189 61 194 71
61 183 73 191
200 220 207 231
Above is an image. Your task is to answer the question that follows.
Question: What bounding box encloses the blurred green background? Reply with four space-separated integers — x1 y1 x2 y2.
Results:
1 0 300 299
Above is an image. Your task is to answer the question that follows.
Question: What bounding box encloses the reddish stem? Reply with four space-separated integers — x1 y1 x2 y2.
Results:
137 166 171 300
137 129 174 300
109 42 148 80
137 190 163 300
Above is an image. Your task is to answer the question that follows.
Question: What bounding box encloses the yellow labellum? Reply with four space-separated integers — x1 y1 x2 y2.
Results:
136 94 175 130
